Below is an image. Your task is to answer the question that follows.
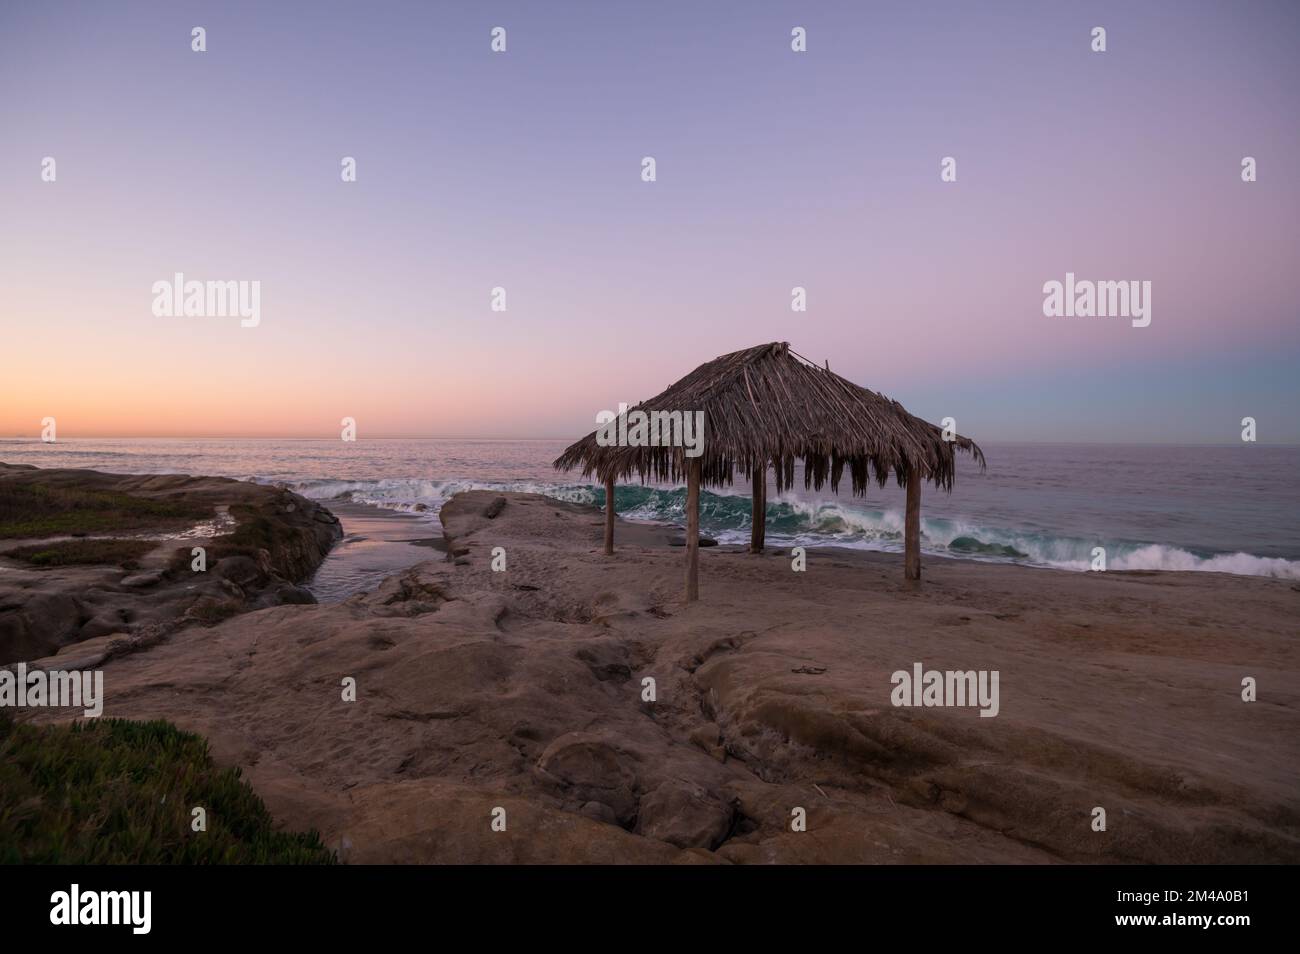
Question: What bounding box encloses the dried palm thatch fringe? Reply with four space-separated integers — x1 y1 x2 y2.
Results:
553 341 985 494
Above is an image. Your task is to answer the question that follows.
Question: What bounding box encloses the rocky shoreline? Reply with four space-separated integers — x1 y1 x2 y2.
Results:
10 479 1298 864
0 463 342 667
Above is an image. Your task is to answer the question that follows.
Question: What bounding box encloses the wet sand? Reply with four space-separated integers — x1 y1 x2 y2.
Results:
305 501 446 602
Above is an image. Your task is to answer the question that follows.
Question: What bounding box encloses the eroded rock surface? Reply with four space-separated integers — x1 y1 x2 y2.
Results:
0 464 341 664
19 489 1300 864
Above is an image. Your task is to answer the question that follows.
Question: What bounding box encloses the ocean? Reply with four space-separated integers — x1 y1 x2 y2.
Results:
3 438 1298 581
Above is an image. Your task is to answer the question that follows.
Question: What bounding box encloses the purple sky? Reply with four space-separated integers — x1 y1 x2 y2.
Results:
2 0 1297 442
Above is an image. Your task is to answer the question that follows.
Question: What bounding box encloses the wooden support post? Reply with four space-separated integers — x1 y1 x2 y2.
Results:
904 472 922 581
750 459 766 553
685 457 701 602
604 475 616 556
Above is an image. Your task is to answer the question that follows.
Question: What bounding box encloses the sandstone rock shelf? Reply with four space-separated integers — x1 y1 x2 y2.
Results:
0 463 342 666
16 486 1299 864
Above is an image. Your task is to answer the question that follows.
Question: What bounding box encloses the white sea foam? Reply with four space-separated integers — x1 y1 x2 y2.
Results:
263 476 600 517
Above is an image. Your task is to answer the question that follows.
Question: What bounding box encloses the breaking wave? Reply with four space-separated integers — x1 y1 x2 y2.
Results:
259 476 1300 581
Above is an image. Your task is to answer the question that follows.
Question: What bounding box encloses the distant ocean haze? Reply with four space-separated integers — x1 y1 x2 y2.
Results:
1 438 1297 579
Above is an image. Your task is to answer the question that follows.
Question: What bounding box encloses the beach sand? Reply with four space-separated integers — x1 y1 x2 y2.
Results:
20 489 1300 864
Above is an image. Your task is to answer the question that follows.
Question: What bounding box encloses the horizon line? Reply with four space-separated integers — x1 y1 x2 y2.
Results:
2 436 1298 448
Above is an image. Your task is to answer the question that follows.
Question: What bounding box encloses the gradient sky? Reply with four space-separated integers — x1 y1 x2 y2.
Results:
1 0 1297 442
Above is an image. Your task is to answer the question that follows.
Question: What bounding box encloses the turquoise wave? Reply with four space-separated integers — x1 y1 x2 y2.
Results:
592 485 1299 579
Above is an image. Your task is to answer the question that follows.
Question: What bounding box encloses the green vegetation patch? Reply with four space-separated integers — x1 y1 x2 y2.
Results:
208 504 279 559
4 538 157 568
0 482 212 540
0 713 336 864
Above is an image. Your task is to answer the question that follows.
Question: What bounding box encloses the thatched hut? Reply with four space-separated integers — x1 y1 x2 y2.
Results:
553 341 984 600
